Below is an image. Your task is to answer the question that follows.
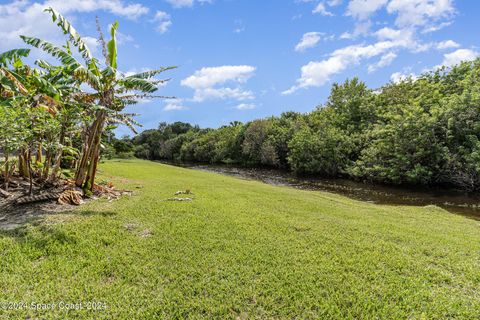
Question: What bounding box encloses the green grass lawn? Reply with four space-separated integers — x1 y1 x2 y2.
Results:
1 159 479 319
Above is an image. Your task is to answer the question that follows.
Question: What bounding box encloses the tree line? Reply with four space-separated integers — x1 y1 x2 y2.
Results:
125 59 480 191
0 8 174 195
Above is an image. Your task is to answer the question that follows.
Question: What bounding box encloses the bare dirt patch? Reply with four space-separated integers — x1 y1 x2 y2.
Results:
0 178 131 230
0 192 75 230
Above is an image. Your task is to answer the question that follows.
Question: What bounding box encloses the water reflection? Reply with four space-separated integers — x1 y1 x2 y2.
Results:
161 161 480 219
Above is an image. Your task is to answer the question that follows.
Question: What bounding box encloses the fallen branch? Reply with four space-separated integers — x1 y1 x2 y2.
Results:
16 192 62 204
0 188 12 198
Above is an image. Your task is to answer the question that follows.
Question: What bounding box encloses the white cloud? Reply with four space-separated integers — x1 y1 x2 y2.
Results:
282 57 344 94
235 103 256 110
0 0 149 52
343 0 387 39
346 0 388 20
284 38 414 94
422 20 452 33
386 0 455 29
341 0 455 42
436 40 459 50
182 65 255 88
313 3 333 16
438 49 478 68
192 87 254 102
295 32 322 52
344 0 454 27
181 65 256 102
163 99 188 111
368 51 397 73
288 0 460 94
153 11 172 34
373 27 429 51
165 0 212 8
375 27 411 41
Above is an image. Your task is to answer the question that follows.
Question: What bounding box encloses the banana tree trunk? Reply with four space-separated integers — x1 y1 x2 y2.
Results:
4 152 9 191
74 135 92 186
84 126 103 191
75 110 107 191
75 115 100 187
83 111 106 191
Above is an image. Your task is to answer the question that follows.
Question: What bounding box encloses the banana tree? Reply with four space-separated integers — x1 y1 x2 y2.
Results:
1 48 74 194
0 49 31 190
34 59 85 181
21 8 176 191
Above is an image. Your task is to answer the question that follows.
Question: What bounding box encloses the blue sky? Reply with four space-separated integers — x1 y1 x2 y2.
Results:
0 0 478 135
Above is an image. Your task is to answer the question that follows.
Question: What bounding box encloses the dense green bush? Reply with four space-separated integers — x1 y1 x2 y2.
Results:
288 126 353 176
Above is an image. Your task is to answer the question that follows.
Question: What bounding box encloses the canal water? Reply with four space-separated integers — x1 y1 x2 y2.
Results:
161 161 480 219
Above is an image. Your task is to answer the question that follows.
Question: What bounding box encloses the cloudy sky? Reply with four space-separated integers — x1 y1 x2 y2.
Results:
0 0 478 135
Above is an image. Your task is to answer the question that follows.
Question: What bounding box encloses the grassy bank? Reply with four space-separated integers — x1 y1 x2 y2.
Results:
1 159 479 319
